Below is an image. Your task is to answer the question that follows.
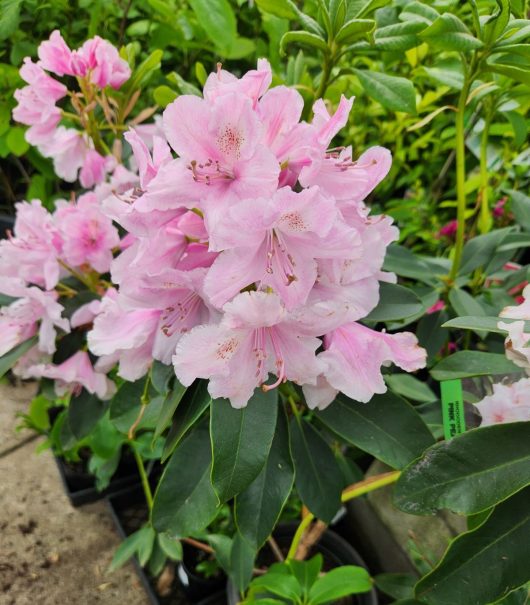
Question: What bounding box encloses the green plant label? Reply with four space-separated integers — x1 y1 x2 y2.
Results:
440 379 466 440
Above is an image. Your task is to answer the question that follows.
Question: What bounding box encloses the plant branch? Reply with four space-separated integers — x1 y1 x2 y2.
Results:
133 445 153 511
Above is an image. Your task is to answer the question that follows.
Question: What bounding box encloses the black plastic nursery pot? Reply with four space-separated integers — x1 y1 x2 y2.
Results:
107 484 228 605
227 521 379 605
53 449 140 507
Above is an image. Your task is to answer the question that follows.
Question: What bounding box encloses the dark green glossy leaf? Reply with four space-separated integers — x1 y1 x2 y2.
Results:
230 532 256 594
280 30 328 55
385 374 437 403
235 407 294 548
68 389 106 440
442 316 530 335
210 388 278 502
394 423 530 515
153 382 187 441
448 289 487 339
109 378 147 434
364 283 424 321
430 352 519 381
415 488 530 605
508 189 530 231
161 380 211 462
459 228 513 275
290 417 343 523
420 13 483 50
375 573 417 600
316 392 434 469
152 427 219 535
0 336 38 379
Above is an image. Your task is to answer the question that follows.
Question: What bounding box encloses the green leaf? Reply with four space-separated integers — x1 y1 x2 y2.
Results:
0 0 23 40
442 316 529 335
290 417 343 523
483 0 511 45
161 380 211 462
68 389 106 440
288 555 323 598
6 126 29 156
153 382 187 441
430 352 520 381
309 566 372 604
373 21 426 50
109 378 146 434
210 388 278 502
251 571 303 601
508 189 530 231
375 573 416 600
347 0 390 19
448 289 487 339
255 0 297 19
280 30 328 55
109 526 155 572
127 49 162 91
354 69 416 114
394 423 530 515
235 406 294 548
335 18 375 44
158 533 183 561
399 1 438 25
152 427 219 535
385 374 437 403
230 532 256 594
421 59 464 89
206 534 232 573
415 488 530 605
488 61 530 86
27 395 51 431
420 13 483 51
458 227 512 275
365 282 424 321
0 336 38 379
383 244 438 284
316 392 435 469
505 110 528 147
153 85 177 108
189 0 236 54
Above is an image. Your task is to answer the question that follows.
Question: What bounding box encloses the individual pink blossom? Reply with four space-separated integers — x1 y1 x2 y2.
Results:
77 36 131 89
37 30 74 76
173 291 323 408
0 279 69 355
40 127 88 182
123 129 172 190
0 200 63 289
203 59 272 106
70 299 102 328
204 187 359 310
493 197 508 219
139 91 279 217
12 59 66 146
28 351 115 399
87 290 160 381
54 192 120 273
303 322 426 409
475 379 530 426
79 150 111 189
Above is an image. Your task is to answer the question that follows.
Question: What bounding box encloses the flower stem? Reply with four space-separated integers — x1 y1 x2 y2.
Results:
286 470 401 561
478 111 492 234
133 445 153 511
448 77 472 284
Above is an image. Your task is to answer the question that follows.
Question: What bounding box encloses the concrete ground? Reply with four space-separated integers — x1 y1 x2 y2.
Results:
0 381 149 605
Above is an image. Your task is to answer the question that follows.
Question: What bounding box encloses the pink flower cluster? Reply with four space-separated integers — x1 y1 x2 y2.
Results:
82 60 427 408
475 378 530 426
12 31 130 187
0 192 121 400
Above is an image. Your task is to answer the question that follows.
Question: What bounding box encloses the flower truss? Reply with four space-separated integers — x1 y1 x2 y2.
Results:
6 35 427 409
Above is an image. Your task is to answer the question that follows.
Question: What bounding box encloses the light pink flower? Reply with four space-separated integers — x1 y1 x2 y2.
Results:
37 30 73 76
54 192 120 273
203 59 272 106
475 379 530 426
77 36 131 89
139 91 279 216
40 127 88 182
70 299 101 328
0 279 69 355
173 291 323 408
87 290 160 381
0 200 63 289
12 59 66 146
79 149 110 188
204 187 359 310
28 351 115 399
311 95 353 149
124 128 172 190
303 322 426 409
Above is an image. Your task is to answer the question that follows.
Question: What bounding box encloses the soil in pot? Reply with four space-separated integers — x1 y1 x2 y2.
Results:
227 521 378 605
108 485 227 605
